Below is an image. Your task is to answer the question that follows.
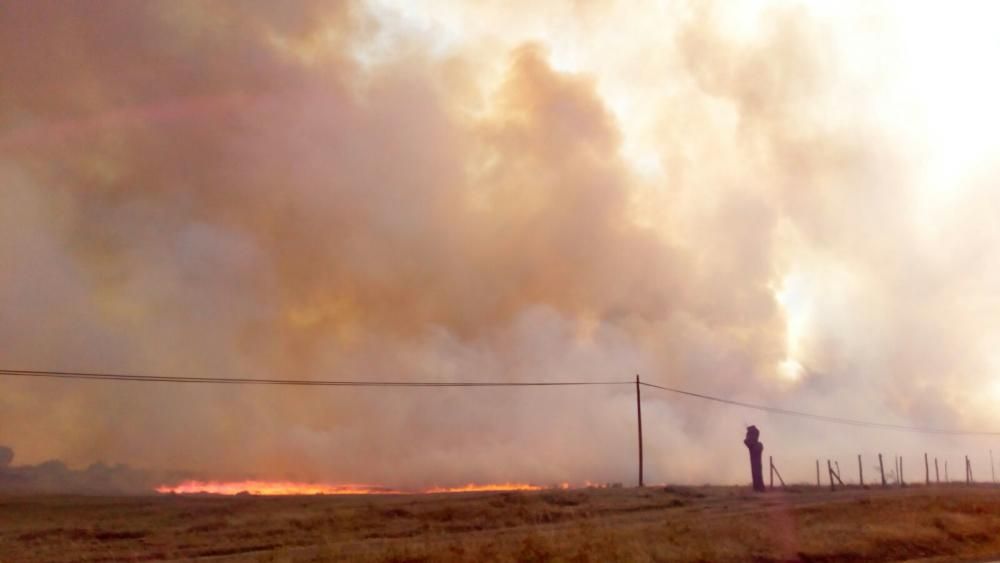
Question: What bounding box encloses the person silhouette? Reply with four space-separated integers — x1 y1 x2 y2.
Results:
744 425 765 492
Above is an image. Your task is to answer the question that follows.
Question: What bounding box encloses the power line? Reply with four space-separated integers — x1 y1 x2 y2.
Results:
638 381 1000 436
0 369 628 387
2 368 998 436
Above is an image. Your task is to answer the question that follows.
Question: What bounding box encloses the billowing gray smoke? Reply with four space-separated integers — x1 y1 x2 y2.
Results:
0 446 13 468
1 1 999 491
0 446 183 494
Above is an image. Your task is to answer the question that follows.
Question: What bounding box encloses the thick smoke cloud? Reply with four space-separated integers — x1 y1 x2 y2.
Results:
0 446 184 495
2 1 999 490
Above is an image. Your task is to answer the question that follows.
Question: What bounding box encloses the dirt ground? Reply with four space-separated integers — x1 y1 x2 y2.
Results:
3 484 1000 562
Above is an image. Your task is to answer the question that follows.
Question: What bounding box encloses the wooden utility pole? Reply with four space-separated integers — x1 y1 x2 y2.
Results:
835 461 842 482
879 453 886 487
858 455 864 486
635 375 643 488
828 460 836 491
925 453 930 486
966 455 972 484
816 459 820 487
900 456 905 486
769 456 774 489
935 457 940 484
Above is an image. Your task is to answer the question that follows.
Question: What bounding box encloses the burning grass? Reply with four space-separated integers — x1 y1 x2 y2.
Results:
154 480 548 496
3 485 1000 561
155 480 399 496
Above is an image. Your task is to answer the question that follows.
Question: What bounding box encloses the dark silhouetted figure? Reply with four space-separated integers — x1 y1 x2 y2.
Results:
744 425 765 492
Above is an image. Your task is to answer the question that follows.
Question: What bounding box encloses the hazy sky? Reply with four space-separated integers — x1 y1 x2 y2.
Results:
2 1 1000 488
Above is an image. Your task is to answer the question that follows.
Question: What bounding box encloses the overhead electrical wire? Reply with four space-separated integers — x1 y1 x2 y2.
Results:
2 368 998 435
637 381 1000 436
0 368 628 387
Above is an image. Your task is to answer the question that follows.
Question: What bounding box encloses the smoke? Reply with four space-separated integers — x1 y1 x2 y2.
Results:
0 446 182 494
2 1 999 491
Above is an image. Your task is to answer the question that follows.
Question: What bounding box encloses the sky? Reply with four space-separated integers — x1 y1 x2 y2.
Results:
2 1 1000 490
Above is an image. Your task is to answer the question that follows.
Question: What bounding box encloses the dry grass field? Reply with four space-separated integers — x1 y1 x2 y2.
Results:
3 485 1000 562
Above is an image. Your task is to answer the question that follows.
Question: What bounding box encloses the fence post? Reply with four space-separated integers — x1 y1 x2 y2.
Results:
879 453 886 487
635 375 643 488
858 454 864 486
772 461 786 488
925 453 930 486
770 456 774 489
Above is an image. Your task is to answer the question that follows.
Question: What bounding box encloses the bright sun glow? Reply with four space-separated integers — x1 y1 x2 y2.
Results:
773 273 811 381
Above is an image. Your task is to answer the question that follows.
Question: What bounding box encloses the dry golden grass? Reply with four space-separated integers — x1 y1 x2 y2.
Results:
3 485 1000 561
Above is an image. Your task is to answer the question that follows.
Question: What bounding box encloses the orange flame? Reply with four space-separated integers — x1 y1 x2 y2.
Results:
155 480 399 495
423 482 543 494
155 480 549 496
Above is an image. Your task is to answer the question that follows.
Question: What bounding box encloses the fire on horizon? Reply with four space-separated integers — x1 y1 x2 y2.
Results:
155 480 549 496
2 1 1000 492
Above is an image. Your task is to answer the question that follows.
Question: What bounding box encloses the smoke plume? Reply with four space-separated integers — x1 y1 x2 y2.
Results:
2 1 999 490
